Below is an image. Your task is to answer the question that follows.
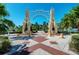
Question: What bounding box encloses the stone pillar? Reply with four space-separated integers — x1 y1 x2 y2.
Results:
22 20 26 34
22 9 31 36
48 9 57 36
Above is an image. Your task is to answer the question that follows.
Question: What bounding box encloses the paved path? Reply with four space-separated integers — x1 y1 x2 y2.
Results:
24 36 69 55
33 36 47 42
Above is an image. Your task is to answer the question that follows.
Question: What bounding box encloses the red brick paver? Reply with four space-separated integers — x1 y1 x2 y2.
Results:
40 44 69 55
33 36 47 42
27 44 41 52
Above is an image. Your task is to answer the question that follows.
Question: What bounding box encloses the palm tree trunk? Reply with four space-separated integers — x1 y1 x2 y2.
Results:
77 22 79 31
77 26 79 31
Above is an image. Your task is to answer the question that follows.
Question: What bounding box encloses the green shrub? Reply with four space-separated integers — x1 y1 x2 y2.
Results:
0 36 11 54
69 35 79 54
0 36 8 39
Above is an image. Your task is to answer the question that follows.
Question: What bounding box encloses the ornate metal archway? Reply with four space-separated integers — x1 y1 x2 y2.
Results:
22 9 58 36
32 14 49 21
31 10 49 22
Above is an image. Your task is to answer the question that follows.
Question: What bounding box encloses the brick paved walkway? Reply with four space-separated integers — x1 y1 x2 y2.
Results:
33 36 47 42
24 36 69 55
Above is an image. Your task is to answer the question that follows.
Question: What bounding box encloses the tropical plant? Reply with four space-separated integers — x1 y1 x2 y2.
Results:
0 3 9 33
0 3 16 34
60 14 73 32
0 3 9 18
69 35 79 54
3 19 15 28
0 19 16 34
31 23 38 33
42 21 48 32
3 19 16 31
16 25 22 33
60 6 79 32
0 36 11 54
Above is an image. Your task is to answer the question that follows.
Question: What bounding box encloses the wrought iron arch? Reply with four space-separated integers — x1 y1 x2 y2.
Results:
31 10 49 22
32 14 49 21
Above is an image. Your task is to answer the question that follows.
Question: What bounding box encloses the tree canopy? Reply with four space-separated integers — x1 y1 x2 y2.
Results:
60 5 79 32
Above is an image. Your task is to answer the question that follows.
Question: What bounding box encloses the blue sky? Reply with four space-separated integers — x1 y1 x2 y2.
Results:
5 3 79 26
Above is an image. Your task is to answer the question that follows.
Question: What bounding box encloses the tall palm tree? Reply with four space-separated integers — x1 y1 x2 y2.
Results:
3 19 15 28
60 14 72 32
60 8 79 32
0 3 9 33
42 21 48 32
0 23 8 33
0 3 9 19
70 6 79 31
71 6 79 18
60 5 79 32
0 19 16 33
0 3 16 33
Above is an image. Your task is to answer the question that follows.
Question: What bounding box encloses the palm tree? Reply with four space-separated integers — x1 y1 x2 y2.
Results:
42 21 48 32
35 22 39 31
76 18 79 31
0 3 9 33
0 19 16 33
3 19 15 30
16 25 22 33
60 14 72 32
0 3 9 19
70 6 79 31
0 3 16 33
0 23 7 33
71 6 79 18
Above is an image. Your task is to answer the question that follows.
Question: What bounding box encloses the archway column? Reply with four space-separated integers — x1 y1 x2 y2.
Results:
48 9 57 36
22 9 57 37
22 9 31 36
